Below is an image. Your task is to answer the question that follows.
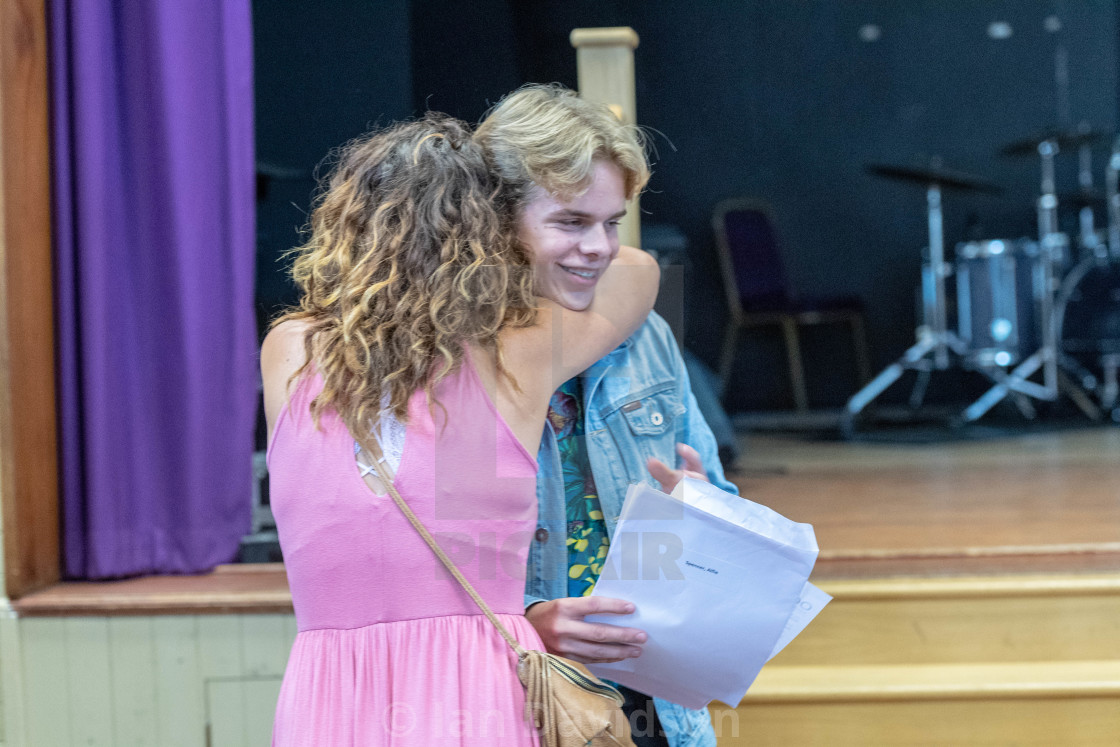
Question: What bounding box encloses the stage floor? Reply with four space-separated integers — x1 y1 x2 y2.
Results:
728 425 1120 580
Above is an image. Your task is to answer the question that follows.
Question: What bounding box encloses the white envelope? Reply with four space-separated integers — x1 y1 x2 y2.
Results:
585 478 829 709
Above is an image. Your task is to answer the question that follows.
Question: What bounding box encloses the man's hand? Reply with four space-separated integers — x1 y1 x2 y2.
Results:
646 442 708 493
525 596 647 664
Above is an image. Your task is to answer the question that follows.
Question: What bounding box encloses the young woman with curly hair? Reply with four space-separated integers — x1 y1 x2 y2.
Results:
261 113 658 745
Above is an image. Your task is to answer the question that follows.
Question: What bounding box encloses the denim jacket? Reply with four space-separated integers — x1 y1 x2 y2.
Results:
528 312 736 747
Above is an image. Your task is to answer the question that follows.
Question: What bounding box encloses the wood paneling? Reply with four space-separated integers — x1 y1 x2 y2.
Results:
20 617 68 746
14 613 295 746
66 618 113 745
0 0 59 599
0 613 25 745
108 617 160 746
152 617 205 746
207 678 283 747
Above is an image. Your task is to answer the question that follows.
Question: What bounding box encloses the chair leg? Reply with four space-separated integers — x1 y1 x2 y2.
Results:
781 318 809 412
851 314 873 384
718 323 740 399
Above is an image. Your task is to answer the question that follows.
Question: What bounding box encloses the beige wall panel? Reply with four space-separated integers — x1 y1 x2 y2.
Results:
240 614 293 677
11 610 302 745
108 616 159 746
714 696 1120 746
14 612 299 746
65 617 114 744
152 617 204 747
197 615 244 680
207 677 283 747
242 677 283 743
20 617 70 746
0 614 25 746
773 590 1120 666
283 614 297 640
206 679 248 747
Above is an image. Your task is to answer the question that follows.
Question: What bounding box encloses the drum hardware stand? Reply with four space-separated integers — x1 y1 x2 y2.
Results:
1040 135 1120 422
962 138 1102 423
1101 354 1120 417
1108 136 1120 259
843 170 975 436
1076 130 1107 260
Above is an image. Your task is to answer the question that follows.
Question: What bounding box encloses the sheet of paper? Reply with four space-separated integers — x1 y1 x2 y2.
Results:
585 479 828 709
769 580 832 660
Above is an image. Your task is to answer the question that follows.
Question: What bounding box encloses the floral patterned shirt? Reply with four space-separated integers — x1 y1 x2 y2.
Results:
547 377 610 597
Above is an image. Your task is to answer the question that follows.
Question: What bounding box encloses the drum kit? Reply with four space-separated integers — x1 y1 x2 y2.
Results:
843 126 1120 433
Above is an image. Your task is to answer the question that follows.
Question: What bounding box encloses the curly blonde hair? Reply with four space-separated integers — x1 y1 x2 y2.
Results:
278 113 536 439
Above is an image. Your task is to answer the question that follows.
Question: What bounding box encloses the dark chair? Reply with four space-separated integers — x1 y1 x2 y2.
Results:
712 199 872 412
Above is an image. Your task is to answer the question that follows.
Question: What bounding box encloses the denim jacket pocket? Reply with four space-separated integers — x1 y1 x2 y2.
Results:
618 386 686 437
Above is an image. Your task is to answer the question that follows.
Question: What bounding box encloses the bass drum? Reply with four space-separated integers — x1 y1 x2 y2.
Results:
1058 260 1120 356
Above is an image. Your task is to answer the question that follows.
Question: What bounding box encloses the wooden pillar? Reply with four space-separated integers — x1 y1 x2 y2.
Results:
0 0 59 599
570 26 642 249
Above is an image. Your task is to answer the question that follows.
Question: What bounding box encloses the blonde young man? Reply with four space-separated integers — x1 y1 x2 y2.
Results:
477 84 737 747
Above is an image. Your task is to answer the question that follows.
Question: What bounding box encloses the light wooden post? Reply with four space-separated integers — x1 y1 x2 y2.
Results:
570 26 641 249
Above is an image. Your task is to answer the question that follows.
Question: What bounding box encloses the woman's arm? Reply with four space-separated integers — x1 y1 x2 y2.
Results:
259 319 311 445
502 245 660 394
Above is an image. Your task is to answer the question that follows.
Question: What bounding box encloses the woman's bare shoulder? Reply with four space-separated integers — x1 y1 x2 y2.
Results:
261 319 312 381
261 319 314 438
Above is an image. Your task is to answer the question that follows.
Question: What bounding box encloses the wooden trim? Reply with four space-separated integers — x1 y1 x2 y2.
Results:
813 550 1120 580
818 572 1120 601
0 0 59 599
11 564 293 617
569 27 639 49
821 541 1120 561
742 660 1120 703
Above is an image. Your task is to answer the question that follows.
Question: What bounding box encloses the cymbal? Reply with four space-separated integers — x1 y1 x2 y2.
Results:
1000 126 1108 156
865 162 1003 193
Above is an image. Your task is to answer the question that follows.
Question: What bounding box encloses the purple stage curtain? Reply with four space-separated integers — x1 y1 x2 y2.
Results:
51 1 256 578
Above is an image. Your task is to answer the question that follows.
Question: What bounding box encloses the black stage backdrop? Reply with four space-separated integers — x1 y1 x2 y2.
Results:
255 0 1118 411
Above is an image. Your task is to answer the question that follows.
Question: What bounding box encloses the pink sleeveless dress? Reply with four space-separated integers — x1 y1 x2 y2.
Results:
268 357 544 745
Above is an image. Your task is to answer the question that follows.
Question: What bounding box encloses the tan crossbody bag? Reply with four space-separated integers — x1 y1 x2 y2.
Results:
367 454 635 747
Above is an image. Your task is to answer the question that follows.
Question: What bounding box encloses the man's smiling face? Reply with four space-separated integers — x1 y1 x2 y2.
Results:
515 160 627 311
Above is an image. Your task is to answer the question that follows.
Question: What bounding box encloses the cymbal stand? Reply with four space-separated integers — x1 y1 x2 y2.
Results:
1078 136 1105 259
961 139 1100 421
1108 136 1120 258
843 181 969 432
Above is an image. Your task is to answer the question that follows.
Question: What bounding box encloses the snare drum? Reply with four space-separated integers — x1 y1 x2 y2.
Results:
955 239 1039 366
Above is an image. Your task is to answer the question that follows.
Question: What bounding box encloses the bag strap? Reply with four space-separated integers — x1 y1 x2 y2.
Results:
367 451 528 659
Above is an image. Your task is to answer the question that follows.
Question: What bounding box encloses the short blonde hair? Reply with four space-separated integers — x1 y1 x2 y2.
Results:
475 83 649 208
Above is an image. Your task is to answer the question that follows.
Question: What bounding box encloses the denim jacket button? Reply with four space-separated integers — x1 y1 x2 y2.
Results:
650 412 664 426
534 528 549 542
